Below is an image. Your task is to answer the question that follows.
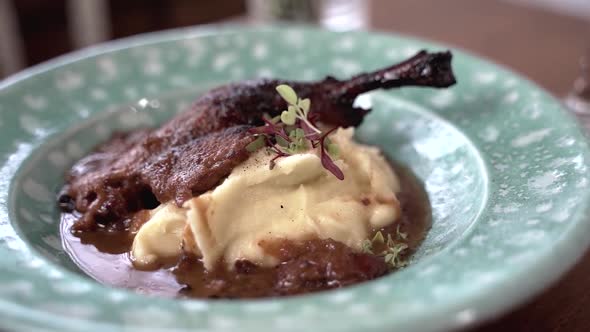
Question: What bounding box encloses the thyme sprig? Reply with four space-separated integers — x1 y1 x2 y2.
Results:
361 228 409 269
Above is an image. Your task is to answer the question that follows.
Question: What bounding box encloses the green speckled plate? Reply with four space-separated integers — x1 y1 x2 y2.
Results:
1 25 589 332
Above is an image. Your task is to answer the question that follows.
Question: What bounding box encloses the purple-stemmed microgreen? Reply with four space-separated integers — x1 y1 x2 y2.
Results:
245 84 344 180
319 127 344 180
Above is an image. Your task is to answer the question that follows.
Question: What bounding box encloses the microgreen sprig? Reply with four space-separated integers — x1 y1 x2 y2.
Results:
276 85 321 134
246 84 344 180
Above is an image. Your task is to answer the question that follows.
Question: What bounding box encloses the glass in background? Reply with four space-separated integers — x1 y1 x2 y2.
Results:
246 0 369 30
565 53 590 128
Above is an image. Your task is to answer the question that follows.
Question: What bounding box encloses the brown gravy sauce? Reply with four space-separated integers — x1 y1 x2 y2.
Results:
61 163 431 299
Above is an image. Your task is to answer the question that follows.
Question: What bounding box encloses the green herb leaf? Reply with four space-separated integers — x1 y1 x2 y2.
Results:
262 113 280 124
396 224 408 240
361 239 373 254
276 84 298 105
269 115 281 124
285 129 304 153
298 98 311 114
383 243 409 269
289 128 305 140
280 109 296 125
372 231 385 244
276 135 290 147
384 253 394 264
362 230 409 269
245 136 266 152
287 143 298 153
386 234 395 248
284 125 297 135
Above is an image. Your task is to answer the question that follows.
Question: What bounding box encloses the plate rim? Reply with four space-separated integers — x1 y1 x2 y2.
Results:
0 23 589 332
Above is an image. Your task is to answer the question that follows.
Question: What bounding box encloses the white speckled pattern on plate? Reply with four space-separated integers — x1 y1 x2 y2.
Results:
0 25 590 332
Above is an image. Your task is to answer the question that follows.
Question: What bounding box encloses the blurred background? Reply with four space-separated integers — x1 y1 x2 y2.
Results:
0 0 589 98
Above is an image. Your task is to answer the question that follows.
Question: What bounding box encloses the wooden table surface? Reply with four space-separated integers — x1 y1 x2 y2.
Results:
370 0 590 330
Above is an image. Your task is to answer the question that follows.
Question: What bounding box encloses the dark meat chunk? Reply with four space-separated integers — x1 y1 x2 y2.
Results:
60 126 253 230
59 50 456 231
270 239 389 295
140 125 253 204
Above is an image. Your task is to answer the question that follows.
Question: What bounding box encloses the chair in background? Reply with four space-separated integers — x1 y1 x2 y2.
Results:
0 0 110 78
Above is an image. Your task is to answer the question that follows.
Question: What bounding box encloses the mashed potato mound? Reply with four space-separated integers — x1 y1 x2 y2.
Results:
131 128 401 270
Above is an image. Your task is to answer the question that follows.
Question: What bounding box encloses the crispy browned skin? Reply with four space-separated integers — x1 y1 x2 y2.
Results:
59 50 456 231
